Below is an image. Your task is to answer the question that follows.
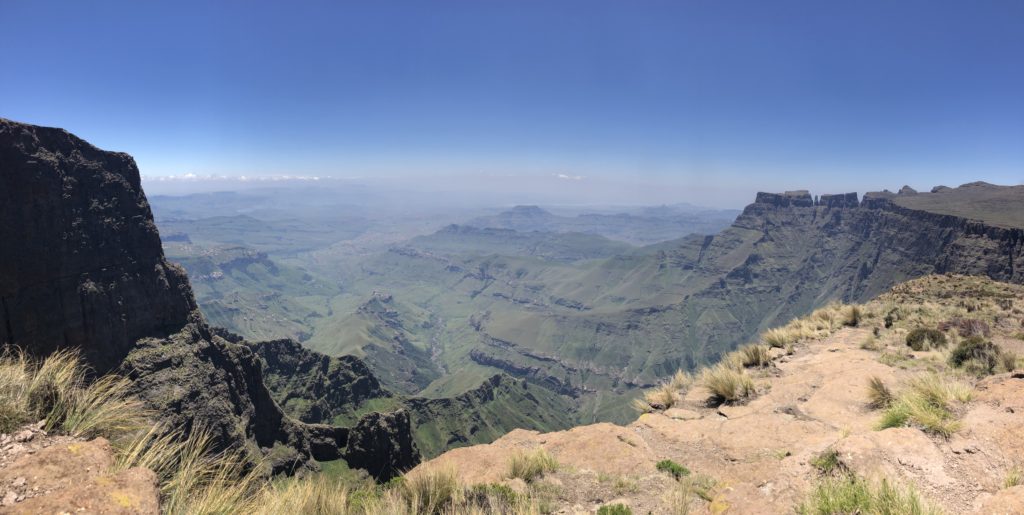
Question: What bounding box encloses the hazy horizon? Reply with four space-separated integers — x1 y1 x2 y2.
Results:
3 1 1023 207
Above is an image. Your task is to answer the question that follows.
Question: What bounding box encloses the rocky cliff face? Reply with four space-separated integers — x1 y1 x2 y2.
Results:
0 118 419 479
0 118 196 372
246 338 391 424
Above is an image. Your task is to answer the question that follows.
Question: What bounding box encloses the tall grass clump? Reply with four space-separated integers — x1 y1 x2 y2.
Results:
254 476 349 515
728 344 772 368
876 373 972 437
797 476 940 515
701 364 755 404
507 448 558 482
0 349 148 437
115 425 264 514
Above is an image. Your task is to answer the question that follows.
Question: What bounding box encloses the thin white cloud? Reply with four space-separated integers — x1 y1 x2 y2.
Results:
555 173 584 181
142 173 325 182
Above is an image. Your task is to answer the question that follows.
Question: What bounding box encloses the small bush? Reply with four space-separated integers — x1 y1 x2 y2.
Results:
866 376 893 409
656 459 691 480
948 336 1002 376
884 307 903 328
701 364 756 404
905 328 947 351
597 503 633 515
507 448 558 482
810 448 845 476
797 476 939 515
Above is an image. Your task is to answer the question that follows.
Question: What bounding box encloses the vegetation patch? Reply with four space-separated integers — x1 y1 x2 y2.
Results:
729 344 772 368
597 503 632 515
0 349 148 437
939 317 991 338
809 448 847 476
865 376 893 409
948 336 1003 376
507 448 558 482
875 373 972 437
656 459 691 480
797 475 940 515
905 328 947 351
701 364 756 405
1005 466 1023 489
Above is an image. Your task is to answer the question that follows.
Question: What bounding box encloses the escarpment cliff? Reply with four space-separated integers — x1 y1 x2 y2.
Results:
0 118 418 479
0 118 196 372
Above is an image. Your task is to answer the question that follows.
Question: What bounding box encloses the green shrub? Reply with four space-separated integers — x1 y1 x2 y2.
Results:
905 328 947 351
656 459 691 480
597 503 633 515
948 336 1002 375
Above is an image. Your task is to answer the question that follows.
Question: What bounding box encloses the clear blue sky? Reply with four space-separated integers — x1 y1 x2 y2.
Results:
2 1 1022 205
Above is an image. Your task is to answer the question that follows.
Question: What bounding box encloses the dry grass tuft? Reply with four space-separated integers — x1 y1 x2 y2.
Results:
507 448 558 482
701 364 756 404
0 349 149 438
876 373 973 437
865 376 893 410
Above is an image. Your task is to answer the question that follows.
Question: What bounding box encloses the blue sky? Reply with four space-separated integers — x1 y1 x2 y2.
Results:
2 1 1022 206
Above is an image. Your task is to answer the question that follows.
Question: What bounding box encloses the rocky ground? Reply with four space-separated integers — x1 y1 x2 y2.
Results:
412 275 1024 514
0 423 158 514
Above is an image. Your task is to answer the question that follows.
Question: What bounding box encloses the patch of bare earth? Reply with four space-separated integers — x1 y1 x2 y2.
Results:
0 422 158 514
413 276 1024 514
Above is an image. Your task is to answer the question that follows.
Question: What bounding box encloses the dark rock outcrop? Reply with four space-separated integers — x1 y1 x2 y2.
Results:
0 118 196 372
818 192 859 208
0 118 419 479
342 410 419 481
246 338 391 424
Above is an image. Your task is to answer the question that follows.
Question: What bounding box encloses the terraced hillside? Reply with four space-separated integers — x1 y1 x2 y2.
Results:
316 186 1024 424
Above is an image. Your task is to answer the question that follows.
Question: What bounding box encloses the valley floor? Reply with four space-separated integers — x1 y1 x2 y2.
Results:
412 275 1024 514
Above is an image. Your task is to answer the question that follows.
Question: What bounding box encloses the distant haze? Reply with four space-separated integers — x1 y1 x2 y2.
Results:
4 1 1023 206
